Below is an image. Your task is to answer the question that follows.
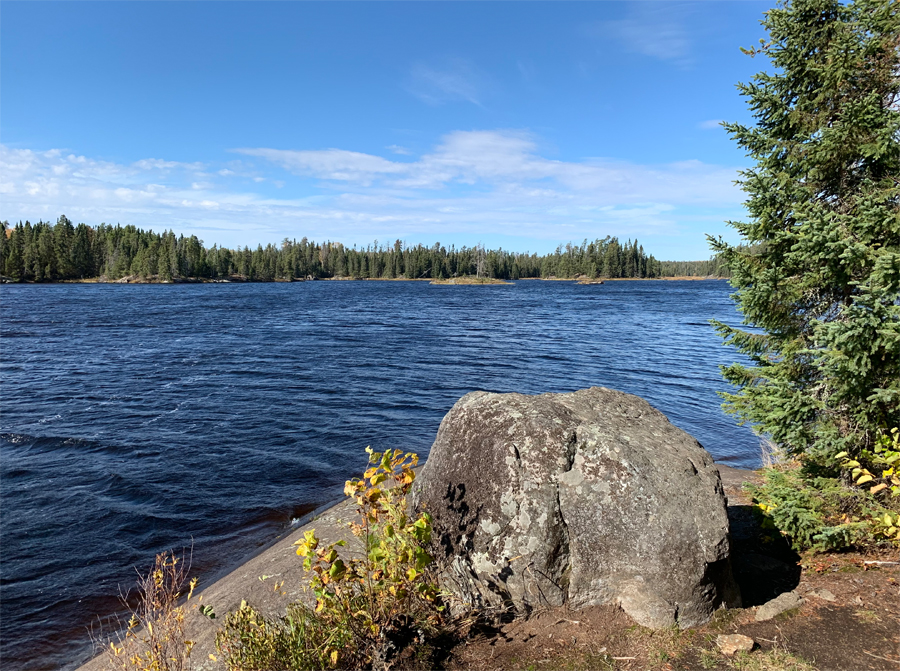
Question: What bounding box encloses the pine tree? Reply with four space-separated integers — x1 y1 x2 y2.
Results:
710 0 900 463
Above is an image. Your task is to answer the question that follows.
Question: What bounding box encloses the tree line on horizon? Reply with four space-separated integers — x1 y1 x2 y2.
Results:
0 217 729 282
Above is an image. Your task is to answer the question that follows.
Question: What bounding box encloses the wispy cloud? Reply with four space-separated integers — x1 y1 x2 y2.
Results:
698 119 724 130
236 148 406 186
594 2 695 67
1 133 743 254
407 58 486 106
236 130 738 206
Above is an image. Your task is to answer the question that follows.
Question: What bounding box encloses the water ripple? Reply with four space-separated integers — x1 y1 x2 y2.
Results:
0 280 757 670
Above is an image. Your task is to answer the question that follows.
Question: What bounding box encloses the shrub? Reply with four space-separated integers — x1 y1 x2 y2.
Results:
836 427 900 497
749 459 900 552
102 551 199 671
215 448 447 670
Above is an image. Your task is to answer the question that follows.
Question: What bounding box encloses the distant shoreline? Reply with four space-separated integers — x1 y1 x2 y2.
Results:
1 274 729 285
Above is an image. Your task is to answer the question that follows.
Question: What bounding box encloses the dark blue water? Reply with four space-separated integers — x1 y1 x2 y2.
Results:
0 280 758 669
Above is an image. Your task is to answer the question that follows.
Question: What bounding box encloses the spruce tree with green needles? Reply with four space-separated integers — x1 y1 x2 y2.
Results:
710 0 900 465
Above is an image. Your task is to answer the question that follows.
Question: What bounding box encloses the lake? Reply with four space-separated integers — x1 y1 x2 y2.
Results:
0 279 758 670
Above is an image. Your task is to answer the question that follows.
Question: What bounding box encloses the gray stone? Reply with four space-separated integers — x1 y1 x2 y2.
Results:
716 634 755 655
412 387 740 629
755 591 804 621
808 588 836 602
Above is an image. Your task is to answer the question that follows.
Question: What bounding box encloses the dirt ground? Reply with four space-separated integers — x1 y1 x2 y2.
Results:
444 466 900 671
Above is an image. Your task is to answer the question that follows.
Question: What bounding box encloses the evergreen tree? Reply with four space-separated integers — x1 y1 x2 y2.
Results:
0 213 719 283
5 224 24 279
710 0 900 462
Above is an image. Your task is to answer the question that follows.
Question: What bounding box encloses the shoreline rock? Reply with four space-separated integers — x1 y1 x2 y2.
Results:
412 387 741 629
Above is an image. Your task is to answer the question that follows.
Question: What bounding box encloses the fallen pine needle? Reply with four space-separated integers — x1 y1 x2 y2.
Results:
863 650 900 663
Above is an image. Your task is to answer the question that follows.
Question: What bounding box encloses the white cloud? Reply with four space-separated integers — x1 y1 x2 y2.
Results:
0 134 743 253
235 147 407 185
407 59 486 106
698 119 724 130
237 130 738 206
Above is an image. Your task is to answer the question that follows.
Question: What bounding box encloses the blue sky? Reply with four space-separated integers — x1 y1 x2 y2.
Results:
2 1 773 260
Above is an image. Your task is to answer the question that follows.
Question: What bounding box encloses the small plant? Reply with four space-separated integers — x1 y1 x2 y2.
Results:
294 448 441 666
215 600 350 671
699 647 720 669
748 466 871 552
216 447 446 670
729 648 815 671
748 453 900 552
835 428 900 497
872 512 900 544
102 550 200 671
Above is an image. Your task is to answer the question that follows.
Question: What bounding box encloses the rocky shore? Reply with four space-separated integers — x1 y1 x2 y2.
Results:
75 389 899 671
75 459 899 671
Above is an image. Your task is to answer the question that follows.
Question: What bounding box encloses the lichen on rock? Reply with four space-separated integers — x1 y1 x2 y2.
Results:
411 387 741 628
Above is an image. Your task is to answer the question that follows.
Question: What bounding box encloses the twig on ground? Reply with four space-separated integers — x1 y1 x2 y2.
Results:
864 650 900 663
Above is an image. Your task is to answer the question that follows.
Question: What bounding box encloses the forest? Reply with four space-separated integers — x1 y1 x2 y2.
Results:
0 217 728 282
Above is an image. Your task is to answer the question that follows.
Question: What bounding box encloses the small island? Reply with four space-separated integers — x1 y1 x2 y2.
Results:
429 276 513 285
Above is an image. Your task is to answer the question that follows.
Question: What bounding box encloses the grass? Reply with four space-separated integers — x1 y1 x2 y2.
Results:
621 623 697 670
774 607 801 622
854 609 881 623
512 650 619 671
729 649 815 671
708 607 741 633
700 648 721 669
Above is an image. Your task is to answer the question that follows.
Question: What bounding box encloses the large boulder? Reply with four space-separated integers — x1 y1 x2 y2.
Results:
411 387 740 628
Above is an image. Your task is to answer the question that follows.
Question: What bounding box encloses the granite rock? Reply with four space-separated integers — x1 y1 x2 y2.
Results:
412 387 740 628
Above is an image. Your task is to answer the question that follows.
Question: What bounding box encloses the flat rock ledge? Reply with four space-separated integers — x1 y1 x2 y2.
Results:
411 387 741 629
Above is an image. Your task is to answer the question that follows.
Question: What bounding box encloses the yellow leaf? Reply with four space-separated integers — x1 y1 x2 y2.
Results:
856 474 874 485
209 654 218 661
331 650 339 665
